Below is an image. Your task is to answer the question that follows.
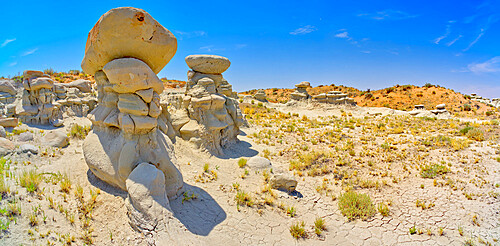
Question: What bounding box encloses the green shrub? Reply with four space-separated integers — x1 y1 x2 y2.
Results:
237 158 247 168
338 191 375 220
289 221 306 239
19 170 41 193
466 128 485 141
420 164 449 178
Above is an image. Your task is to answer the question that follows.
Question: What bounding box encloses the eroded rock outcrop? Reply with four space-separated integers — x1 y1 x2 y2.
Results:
290 81 310 101
168 55 245 154
81 7 188 239
312 91 356 106
253 89 267 102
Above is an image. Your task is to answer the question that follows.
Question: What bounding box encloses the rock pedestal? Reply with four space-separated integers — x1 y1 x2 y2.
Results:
290 81 310 101
168 55 245 154
81 7 185 237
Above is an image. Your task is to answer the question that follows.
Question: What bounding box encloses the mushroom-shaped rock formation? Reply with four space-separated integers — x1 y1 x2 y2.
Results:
81 7 177 76
81 8 191 240
290 81 311 101
166 54 245 154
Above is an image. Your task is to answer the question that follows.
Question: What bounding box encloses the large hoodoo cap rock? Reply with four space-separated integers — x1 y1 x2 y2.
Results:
185 55 231 74
81 7 177 75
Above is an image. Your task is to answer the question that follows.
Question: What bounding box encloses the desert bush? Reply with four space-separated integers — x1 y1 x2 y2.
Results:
237 158 247 168
420 164 449 178
314 217 326 235
289 221 307 239
424 83 433 88
70 124 91 139
43 68 55 75
385 87 395 93
19 170 42 193
466 128 485 141
377 203 390 216
463 104 472 111
338 191 375 220
364 93 373 99
235 191 253 207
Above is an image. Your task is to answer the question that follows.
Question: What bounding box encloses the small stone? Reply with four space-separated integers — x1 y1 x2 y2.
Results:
269 173 297 192
246 156 272 170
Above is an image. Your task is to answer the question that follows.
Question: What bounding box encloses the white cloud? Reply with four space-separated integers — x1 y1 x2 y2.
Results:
1 38 16 47
358 10 418 21
463 30 485 52
335 31 349 38
21 48 38 56
8 61 17 67
434 20 455 44
467 56 500 73
446 35 463 46
290 25 317 35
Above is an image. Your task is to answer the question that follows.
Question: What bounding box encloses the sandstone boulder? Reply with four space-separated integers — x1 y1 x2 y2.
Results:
18 144 38 155
18 132 34 142
0 126 5 138
0 137 15 156
81 7 177 75
42 130 69 148
185 55 231 74
270 173 298 192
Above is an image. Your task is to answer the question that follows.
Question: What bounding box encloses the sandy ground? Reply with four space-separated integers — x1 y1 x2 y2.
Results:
0 102 499 245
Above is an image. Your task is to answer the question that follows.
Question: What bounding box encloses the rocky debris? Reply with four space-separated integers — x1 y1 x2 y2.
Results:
269 173 298 192
470 94 500 108
166 54 245 154
185 55 231 74
18 131 34 142
0 117 18 127
18 144 38 155
253 89 267 102
290 81 310 101
247 156 272 170
312 91 356 106
0 80 18 115
81 7 177 76
42 130 69 148
82 8 185 236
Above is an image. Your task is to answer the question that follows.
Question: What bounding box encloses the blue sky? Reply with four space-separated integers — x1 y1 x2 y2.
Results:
1 0 500 97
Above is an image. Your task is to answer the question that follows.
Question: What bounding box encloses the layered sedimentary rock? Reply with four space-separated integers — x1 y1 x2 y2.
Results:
0 80 18 117
312 91 356 106
13 71 97 126
81 7 185 235
290 81 310 101
430 103 449 115
168 55 245 154
253 89 267 102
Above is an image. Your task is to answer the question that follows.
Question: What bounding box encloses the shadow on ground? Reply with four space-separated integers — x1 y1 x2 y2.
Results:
170 183 226 236
217 139 259 159
86 170 127 198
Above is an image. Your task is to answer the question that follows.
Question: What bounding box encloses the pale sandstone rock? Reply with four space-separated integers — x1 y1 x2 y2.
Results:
64 79 92 93
0 118 18 127
29 77 54 91
18 132 34 142
42 130 69 148
103 58 164 94
0 80 17 95
135 88 154 103
117 93 149 116
185 55 231 74
0 126 5 138
81 7 177 75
